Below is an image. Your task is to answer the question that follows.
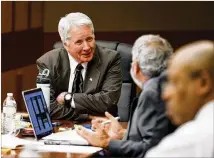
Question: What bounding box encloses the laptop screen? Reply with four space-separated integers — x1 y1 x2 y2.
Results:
22 88 53 139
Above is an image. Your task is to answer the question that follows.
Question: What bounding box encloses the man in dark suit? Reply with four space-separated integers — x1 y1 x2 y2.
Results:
36 12 122 121
77 35 176 157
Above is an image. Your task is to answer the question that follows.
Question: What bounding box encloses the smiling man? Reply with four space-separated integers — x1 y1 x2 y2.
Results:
145 40 214 157
36 12 122 121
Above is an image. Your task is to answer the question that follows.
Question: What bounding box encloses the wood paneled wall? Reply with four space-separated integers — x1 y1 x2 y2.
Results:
44 1 214 32
2 1 214 112
43 1 214 52
2 1 43 33
1 2 13 33
1 2 44 111
14 2 28 31
2 65 38 112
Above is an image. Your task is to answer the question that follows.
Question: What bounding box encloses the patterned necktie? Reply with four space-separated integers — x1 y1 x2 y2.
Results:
72 64 84 93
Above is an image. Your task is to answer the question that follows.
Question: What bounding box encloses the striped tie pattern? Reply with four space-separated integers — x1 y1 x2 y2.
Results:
72 64 84 93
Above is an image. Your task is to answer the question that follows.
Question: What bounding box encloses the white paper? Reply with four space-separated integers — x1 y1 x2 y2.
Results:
42 130 88 145
1 134 42 149
37 144 102 153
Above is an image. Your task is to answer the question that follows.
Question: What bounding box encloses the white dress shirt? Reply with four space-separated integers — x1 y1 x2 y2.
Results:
145 100 214 157
67 53 87 108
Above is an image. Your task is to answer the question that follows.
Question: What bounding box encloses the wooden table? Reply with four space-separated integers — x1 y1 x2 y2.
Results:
1 120 97 158
1 119 128 158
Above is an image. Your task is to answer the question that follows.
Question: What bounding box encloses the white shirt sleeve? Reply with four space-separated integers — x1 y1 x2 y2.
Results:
145 120 213 157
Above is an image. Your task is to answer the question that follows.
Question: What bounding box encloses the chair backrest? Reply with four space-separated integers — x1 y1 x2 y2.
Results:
53 40 136 121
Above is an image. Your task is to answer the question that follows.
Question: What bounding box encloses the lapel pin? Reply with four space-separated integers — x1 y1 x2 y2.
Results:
89 78 93 81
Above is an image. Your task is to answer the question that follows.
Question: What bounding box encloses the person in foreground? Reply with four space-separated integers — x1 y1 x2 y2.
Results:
36 12 122 121
145 40 214 157
76 35 177 157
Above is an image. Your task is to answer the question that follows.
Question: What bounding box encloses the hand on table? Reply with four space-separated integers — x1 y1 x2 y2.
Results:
56 92 67 104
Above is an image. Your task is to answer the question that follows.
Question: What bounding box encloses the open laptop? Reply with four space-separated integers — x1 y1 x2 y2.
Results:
22 88 88 145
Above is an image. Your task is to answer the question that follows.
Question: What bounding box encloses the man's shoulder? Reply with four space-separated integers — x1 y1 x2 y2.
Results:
144 72 167 93
37 48 67 63
96 45 120 59
139 76 163 108
143 77 160 95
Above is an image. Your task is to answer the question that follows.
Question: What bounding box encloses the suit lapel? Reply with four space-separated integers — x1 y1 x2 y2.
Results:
55 48 70 91
123 95 140 140
83 46 101 92
56 47 101 92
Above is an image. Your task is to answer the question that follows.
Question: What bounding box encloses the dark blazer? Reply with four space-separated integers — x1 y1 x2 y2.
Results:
108 74 176 157
36 45 122 120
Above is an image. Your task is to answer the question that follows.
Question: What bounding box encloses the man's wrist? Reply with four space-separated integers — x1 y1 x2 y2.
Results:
64 92 72 105
119 129 126 139
103 137 111 149
88 115 94 120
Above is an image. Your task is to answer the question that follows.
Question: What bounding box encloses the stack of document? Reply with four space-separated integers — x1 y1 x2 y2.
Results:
41 130 89 145
1 134 42 149
1 133 102 154
37 145 102 154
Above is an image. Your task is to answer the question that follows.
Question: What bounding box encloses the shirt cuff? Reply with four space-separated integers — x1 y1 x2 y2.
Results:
108 139 123 154
71 96 75 108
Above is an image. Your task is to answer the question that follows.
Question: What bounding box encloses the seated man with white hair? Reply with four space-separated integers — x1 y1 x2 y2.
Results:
76 34 177 157
37 12 122 121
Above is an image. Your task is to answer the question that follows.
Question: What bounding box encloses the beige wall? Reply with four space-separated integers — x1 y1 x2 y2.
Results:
44 1 214 32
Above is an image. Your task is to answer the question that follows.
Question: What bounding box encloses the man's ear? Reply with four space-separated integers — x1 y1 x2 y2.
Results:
132 61 140 75
135 61 141 75
63 42 69 51
198 70 212 96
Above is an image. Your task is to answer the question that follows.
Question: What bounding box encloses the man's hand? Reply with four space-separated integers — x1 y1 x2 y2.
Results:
104 112 126 140
91 117 108 131
56 92 67 104
76 125 110 148
91 112 126 140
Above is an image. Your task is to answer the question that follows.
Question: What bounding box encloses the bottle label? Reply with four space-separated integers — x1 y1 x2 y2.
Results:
3 106 16 114
36 84 50 88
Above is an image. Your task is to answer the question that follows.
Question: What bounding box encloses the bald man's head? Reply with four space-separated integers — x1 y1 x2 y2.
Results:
162 40 214 126
173 40 214 79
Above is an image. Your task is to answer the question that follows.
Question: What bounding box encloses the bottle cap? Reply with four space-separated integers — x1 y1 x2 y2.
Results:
7 93 13 96
36 75 50 84
36 69 50 84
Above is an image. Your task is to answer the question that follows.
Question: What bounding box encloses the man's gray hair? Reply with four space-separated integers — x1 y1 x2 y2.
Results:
132 34 173 78
58 12 94 44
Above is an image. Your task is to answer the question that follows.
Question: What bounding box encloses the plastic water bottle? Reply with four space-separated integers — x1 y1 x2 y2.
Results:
2 93 17 135
36 69 50 112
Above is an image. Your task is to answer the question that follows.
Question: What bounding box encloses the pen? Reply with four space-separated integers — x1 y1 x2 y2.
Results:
52 122 62 126
101 116 120 125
